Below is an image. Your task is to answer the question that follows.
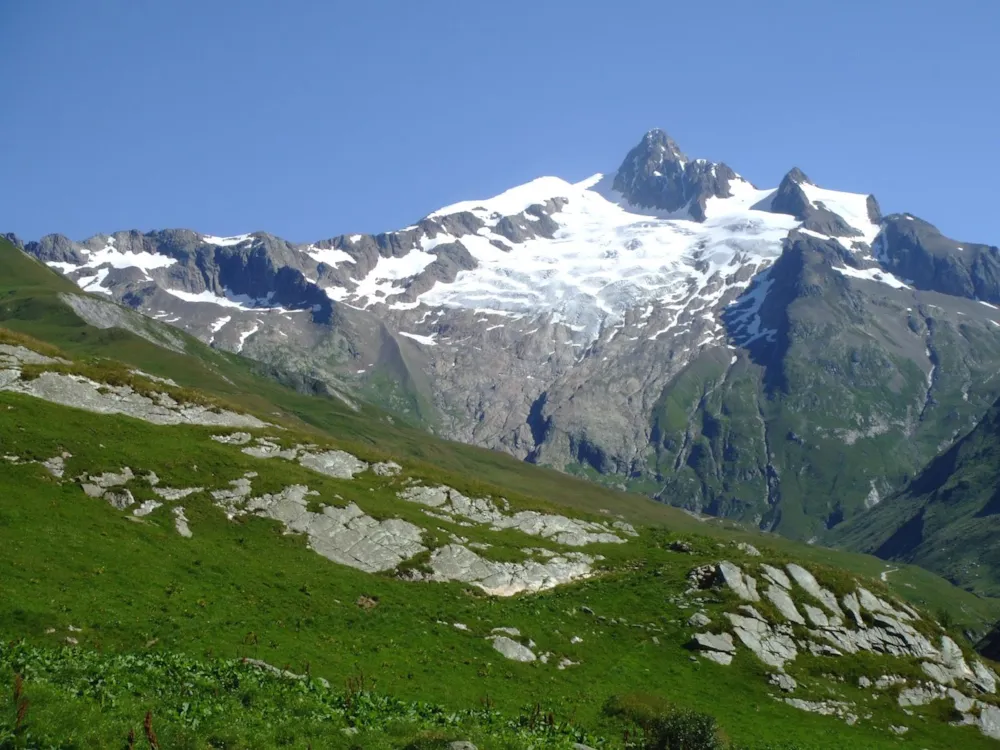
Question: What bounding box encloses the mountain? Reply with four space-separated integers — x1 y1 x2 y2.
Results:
20 129 1000 543
833 394 1000 595
5 236 1000 748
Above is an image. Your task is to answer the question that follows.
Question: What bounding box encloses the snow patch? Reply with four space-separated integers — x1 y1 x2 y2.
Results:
236 321 262 352
305 245 355 267
210 316 232 333
798 183 880 243
398 331 438 346
202 234 254 247
833 265 911 290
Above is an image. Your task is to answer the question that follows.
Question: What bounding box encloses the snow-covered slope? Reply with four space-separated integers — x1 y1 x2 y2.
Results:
31 128 904 352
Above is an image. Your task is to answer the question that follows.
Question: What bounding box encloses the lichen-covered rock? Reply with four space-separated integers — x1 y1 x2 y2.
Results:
298 450 369 479
243 486 425 573
972 661 998 694
428 544 595 595
760 564 791 590
173 507 192 537
490 636 536 662
84 468 135 488
133 500 161 517
211 432 252 445
764 584 805 625
785 564 843 618
41 453 70 478
372 461 402 476
687 612 712 628
769 672 797 692
717 561 760 602
783 698 857 725
810 614 937 660
921 635 975 685
153 486 203 500
3 369 265 428
856 586 914 621
965 704 1000 740
725 608 797 668
242 438 299 460
400 485 628 546
691 632 735 654
701 650 733 666
104 489 135 510
841 592 865 628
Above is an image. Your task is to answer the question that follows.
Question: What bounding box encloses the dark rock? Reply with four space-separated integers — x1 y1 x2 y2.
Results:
767 169 860 238
611 129 738 221
876 214 1000 303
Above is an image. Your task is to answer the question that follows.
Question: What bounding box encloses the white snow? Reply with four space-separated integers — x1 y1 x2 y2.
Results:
429 176 572 220
342 250 437 306
209 315 232 333
702 177 775 218
44 240 175 283
45 261 81 274
79 268 112 295
978 301 999 310
236 321 261 352
202 234 254 247
832 265 911 290
398 331 438 346
164 288 289 310
305 245 355 267
415 178 799 339
725 271 777 346
420 233 459 252
349 234 363 242
798 182 880 243
165 289 254 309
84 245 177 271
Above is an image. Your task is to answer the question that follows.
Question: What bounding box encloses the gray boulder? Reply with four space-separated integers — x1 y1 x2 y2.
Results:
717 561 760 602
764 584 805 625
490 636 536 662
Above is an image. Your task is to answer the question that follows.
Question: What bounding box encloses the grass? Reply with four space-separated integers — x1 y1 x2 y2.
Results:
0 641 599 749
0 393 996 749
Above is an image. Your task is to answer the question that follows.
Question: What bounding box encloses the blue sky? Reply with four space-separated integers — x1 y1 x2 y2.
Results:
2 0 998 244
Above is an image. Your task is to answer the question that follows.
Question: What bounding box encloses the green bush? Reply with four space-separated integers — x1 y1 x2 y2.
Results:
645 708 723 750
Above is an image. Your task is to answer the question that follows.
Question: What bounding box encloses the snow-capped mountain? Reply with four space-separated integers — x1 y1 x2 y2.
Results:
22 129 1000 541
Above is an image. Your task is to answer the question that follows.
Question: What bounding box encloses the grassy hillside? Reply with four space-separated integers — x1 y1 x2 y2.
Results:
3 238 1000 748
833 395 1000 596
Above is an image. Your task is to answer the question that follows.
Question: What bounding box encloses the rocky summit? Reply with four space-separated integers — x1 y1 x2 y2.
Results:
22 129 1000 546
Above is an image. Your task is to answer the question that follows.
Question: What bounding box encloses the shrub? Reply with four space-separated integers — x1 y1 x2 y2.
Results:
645 709 723 750
604 694 725 750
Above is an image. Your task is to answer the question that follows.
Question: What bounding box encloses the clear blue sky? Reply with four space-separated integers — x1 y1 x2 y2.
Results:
2 0 998 244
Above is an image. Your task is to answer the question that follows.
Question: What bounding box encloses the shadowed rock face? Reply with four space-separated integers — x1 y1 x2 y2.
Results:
876 214 1000 303
611 129 738 220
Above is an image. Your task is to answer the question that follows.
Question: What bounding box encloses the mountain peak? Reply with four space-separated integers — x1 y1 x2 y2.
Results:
783 167 811 185
611 129 736 221
638 128 687 163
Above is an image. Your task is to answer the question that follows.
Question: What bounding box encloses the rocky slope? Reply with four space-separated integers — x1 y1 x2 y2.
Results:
833 394 1000 595
20 130 1000 541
